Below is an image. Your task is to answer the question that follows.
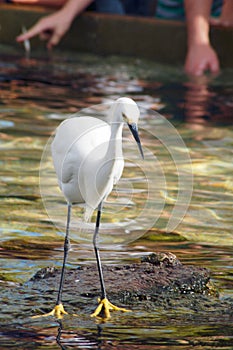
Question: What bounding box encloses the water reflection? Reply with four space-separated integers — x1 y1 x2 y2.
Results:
183 74 233 130
56 321 66 350
56 320 104 349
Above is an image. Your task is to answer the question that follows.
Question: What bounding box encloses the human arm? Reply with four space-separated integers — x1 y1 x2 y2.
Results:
184 0 220 76
16 0 94 49
9 0 66 7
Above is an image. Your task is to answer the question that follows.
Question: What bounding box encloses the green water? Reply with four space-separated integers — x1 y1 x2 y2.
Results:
0 46 232 349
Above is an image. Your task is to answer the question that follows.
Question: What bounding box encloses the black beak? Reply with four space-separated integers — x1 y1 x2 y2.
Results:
128 122 144 159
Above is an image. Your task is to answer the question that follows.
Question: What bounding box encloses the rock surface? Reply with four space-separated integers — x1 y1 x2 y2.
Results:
29 252 217 308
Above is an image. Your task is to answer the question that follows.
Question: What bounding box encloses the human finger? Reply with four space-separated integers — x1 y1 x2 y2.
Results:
208 59 220 75
16 22 45 42
47 31 63 49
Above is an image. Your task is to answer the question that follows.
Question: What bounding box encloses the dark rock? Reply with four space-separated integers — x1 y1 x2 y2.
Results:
29 252 218 307
141 252 182 267
30 266 58 281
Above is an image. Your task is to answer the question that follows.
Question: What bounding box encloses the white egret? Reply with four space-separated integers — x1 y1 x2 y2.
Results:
37 97 143 319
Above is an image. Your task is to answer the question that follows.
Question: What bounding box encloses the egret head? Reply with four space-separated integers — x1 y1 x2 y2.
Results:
115 97 144 159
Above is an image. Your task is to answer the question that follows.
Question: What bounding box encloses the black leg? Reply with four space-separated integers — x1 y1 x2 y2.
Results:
93 202 107 300
56 203 71 306
91 202 130 318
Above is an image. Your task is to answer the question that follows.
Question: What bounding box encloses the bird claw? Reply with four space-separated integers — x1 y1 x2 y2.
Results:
31 303 68 319
91 297 131 319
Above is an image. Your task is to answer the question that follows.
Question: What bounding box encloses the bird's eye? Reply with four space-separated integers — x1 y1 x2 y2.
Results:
122 113 128 122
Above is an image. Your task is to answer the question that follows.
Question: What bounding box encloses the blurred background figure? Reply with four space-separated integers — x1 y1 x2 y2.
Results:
95 0 157 16
156 0 224 76
10 0 233 75
14 0 157 49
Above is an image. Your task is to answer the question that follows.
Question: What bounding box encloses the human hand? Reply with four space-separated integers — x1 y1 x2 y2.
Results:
16 10 72 49
210 0 233 27
184 43 220 76
210 15 233 27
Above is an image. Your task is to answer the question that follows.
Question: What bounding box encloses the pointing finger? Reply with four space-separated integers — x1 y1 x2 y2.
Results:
16 23 43 42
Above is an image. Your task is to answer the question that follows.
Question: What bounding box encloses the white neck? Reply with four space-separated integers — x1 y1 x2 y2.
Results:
107 103 124 159
94 106 124 204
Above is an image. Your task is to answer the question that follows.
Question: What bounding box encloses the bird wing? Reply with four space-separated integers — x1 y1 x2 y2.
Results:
51 116 111 204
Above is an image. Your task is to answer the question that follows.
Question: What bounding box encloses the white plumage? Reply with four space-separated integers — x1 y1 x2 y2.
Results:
51 97 142 221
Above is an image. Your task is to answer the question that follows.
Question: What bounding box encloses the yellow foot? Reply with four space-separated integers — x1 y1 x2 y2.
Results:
31 303 68 319
91 298 131 319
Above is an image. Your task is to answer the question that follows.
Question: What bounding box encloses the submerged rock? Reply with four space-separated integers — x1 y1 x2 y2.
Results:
0 251 231 325
29 252 218 309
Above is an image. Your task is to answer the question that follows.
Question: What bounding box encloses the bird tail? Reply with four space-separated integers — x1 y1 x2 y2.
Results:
84 205 95 222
